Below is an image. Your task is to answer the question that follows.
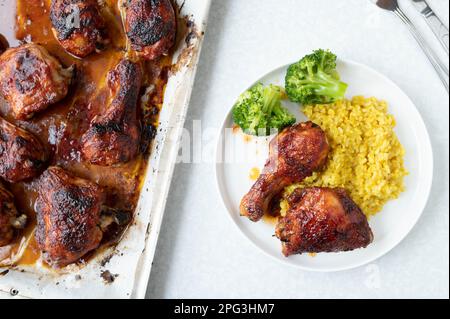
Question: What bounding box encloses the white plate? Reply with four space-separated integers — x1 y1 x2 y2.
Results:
215 60 434 272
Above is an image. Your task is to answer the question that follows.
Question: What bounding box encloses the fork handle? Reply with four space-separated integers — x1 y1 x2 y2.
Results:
421 5 449 55
395 8 449 92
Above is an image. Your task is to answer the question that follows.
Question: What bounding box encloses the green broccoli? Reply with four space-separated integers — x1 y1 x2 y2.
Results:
232 83 296 136
285 49 348 105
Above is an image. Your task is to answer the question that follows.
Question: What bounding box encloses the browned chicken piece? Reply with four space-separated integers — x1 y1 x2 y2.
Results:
276 188 373 256
240 122 330 222
122 0 177 60
81 59 142 166
0 184 27 247
0 117 47 183
0 34 7 55
50 0 108 58
0 44 73 120
35 166 104 267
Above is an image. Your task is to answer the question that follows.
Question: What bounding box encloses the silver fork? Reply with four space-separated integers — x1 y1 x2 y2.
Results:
371 0 449 92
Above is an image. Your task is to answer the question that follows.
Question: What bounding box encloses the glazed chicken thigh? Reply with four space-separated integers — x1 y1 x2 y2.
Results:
0 35 7 55
0 117 47 183
35 166 104 267
50 0 108 58
240 122 330 222
276 188 373 256
0 184 27 247
81 59 142 166
122 0 177 60
0 44 73 120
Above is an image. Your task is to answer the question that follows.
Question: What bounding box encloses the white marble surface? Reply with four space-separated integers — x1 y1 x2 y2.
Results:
146 0 449 299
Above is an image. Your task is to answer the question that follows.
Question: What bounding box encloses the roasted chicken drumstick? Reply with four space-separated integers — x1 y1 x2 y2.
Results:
240 122 330 222
81 59 142 166
276 188 373 256
0 184 27 247
50 0 108 58
35 166 104 267
0 117 47 183
0 44 73 119
122 0 177 60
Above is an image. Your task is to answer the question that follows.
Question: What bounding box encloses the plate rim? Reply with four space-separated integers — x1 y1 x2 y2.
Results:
214 59 434 272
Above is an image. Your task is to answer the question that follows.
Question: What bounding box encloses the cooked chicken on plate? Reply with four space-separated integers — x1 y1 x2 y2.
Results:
276 188 374 256
0 116 47 183
35 166 104 267
50 0 108 58
240 122 330 222
0 35 7 55
0 44 73 120
122 0 177 60
81 59 142 166
0 184 27 247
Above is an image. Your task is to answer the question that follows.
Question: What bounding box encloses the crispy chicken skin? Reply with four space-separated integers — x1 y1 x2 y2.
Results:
0 35 7 55
0 184 27 247
276 188 374 256
0 117 47 183
35 166 104 267
50 0 107 58
81 59 142 166
122 0 177 60
240 122 330 222
0 44 73 120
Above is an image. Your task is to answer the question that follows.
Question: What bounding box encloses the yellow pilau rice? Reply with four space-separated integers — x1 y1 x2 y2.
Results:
283 96 408 217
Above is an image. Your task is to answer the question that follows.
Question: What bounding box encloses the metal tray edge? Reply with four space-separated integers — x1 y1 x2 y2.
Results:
131 0 212 299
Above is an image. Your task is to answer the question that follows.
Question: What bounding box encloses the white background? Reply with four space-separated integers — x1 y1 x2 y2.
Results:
146 0 449 299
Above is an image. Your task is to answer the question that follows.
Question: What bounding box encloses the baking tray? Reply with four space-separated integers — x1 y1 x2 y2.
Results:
0 0 211 299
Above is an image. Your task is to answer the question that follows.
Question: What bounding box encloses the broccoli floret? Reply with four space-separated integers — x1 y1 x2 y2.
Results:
232 83 296 136
285 49 348 105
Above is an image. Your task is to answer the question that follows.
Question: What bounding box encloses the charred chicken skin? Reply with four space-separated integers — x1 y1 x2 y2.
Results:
0 117 47 183
122 0 177 60
240 122 330 222
0 184 27 247
0 35 7 55
35 166 104 267
81 59 142 166
0 44 73 120
50 0 108 58
276 188 374 256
